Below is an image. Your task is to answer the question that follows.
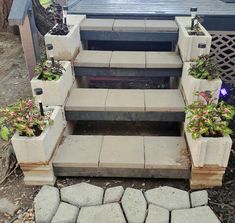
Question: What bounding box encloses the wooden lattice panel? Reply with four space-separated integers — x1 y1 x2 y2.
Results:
210 31 235 85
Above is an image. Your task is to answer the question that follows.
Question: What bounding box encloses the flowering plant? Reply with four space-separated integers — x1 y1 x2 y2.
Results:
189 54 220 80
0 99 53 141
186 91 235 139
34 56 65 81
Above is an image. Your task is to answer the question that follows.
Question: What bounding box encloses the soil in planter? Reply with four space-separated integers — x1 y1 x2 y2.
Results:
202 132 224 138
19 125 42 137
186 27 205 36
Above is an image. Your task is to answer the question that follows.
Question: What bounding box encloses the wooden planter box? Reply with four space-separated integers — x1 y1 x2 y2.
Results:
45 23 81 61
181 62 222 104
31 61 74 106
176 17 212 62
185 131 232 167
11 106 65 164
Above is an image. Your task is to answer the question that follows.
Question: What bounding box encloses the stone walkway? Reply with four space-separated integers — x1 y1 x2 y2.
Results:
34 183 221 223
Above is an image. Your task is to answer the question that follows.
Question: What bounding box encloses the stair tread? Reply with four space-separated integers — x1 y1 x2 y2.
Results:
80 18 178 32
74 50 182 68
65 88 185 112
53 135 190 170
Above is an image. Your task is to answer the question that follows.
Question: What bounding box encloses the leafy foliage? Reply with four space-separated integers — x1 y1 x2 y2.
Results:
0 99 53 141
46 1 69 35
189 54 221 80
186 91 235 139
34 56 65 81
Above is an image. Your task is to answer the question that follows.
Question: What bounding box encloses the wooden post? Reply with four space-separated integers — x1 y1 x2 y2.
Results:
8 0 40 79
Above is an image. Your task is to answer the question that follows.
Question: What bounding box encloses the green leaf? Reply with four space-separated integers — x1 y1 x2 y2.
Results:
0 126 10 141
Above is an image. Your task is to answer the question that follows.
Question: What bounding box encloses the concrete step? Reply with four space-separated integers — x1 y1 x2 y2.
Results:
80 19 178 42
74 51 182 77
53 135 190 179
65 88 185 121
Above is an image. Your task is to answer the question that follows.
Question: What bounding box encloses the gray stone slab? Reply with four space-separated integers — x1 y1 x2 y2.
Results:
171 206 221 223
77 203 126 223
145 20 178 32
61 182 104 207
75 50 112 67
81 19 114 31
0 198 19 216
113 19 145 31
104 186 124 204
121 188 147 223
144 136 189 169
54 135 103 168
110 51 145 68
190 190 208 207
145 89 185 112
99 136 145 168
145 186 190 211
66 88 108 111
51 202 79 223
146 204 169 223
146 52 182 68
105 89 145 112
34 186 60 223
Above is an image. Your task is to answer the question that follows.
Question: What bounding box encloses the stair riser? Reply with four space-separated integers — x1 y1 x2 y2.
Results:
65 111 185 122
81 30 178 42
75 67 182 78
53 167 190 179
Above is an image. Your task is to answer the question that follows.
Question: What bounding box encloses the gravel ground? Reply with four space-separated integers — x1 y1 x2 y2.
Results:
0 32 234 223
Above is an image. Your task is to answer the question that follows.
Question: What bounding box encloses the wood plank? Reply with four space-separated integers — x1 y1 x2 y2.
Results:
74 67 182 77
65 111 186 121
53 167 190 179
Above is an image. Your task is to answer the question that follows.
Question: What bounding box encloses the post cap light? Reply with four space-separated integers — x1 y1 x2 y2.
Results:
34 88 43 96
198 43 207 49
190 7 198 12
46 44 53 51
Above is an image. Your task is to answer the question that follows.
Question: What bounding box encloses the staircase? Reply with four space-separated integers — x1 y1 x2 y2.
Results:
53 18 191 179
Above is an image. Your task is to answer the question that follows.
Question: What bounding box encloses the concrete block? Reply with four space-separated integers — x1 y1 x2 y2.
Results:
99 136 144 168
145 20 178 32
113 19 145 31
81 18 114 31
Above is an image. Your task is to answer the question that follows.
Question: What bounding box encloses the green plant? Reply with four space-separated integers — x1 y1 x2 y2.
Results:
186 91 235 139
34 56 65 81
189 54 220 80
0 99 53 141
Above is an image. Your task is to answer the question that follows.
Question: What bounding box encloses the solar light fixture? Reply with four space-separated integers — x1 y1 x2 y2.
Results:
190 7 198 30
63 6 68 25
198 43 207 56
34 88 44 116
46 43 55 66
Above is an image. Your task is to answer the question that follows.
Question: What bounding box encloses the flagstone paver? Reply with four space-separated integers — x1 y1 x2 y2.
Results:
103 186 124 204
51 202 79 223
121 188 147 223
33 184 220 223
190 190 208 207
77 203 126 223
145 186 190 211
145 204 169 223
34 186 60 223
61 182 104 207
171 206 221 223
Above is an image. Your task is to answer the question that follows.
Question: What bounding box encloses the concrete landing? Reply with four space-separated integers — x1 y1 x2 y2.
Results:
53 136 190 178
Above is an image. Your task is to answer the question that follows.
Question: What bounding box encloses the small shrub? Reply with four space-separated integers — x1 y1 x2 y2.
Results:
186 91 235 139
189 54 220 80
34 56 65 81
0 99 53 141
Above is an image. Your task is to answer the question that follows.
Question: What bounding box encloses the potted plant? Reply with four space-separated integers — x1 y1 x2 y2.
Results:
181 54 222 104
176 16 212 61
0 98 65 163
30 56 74 106
185 91 235 167
44 4 85 60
